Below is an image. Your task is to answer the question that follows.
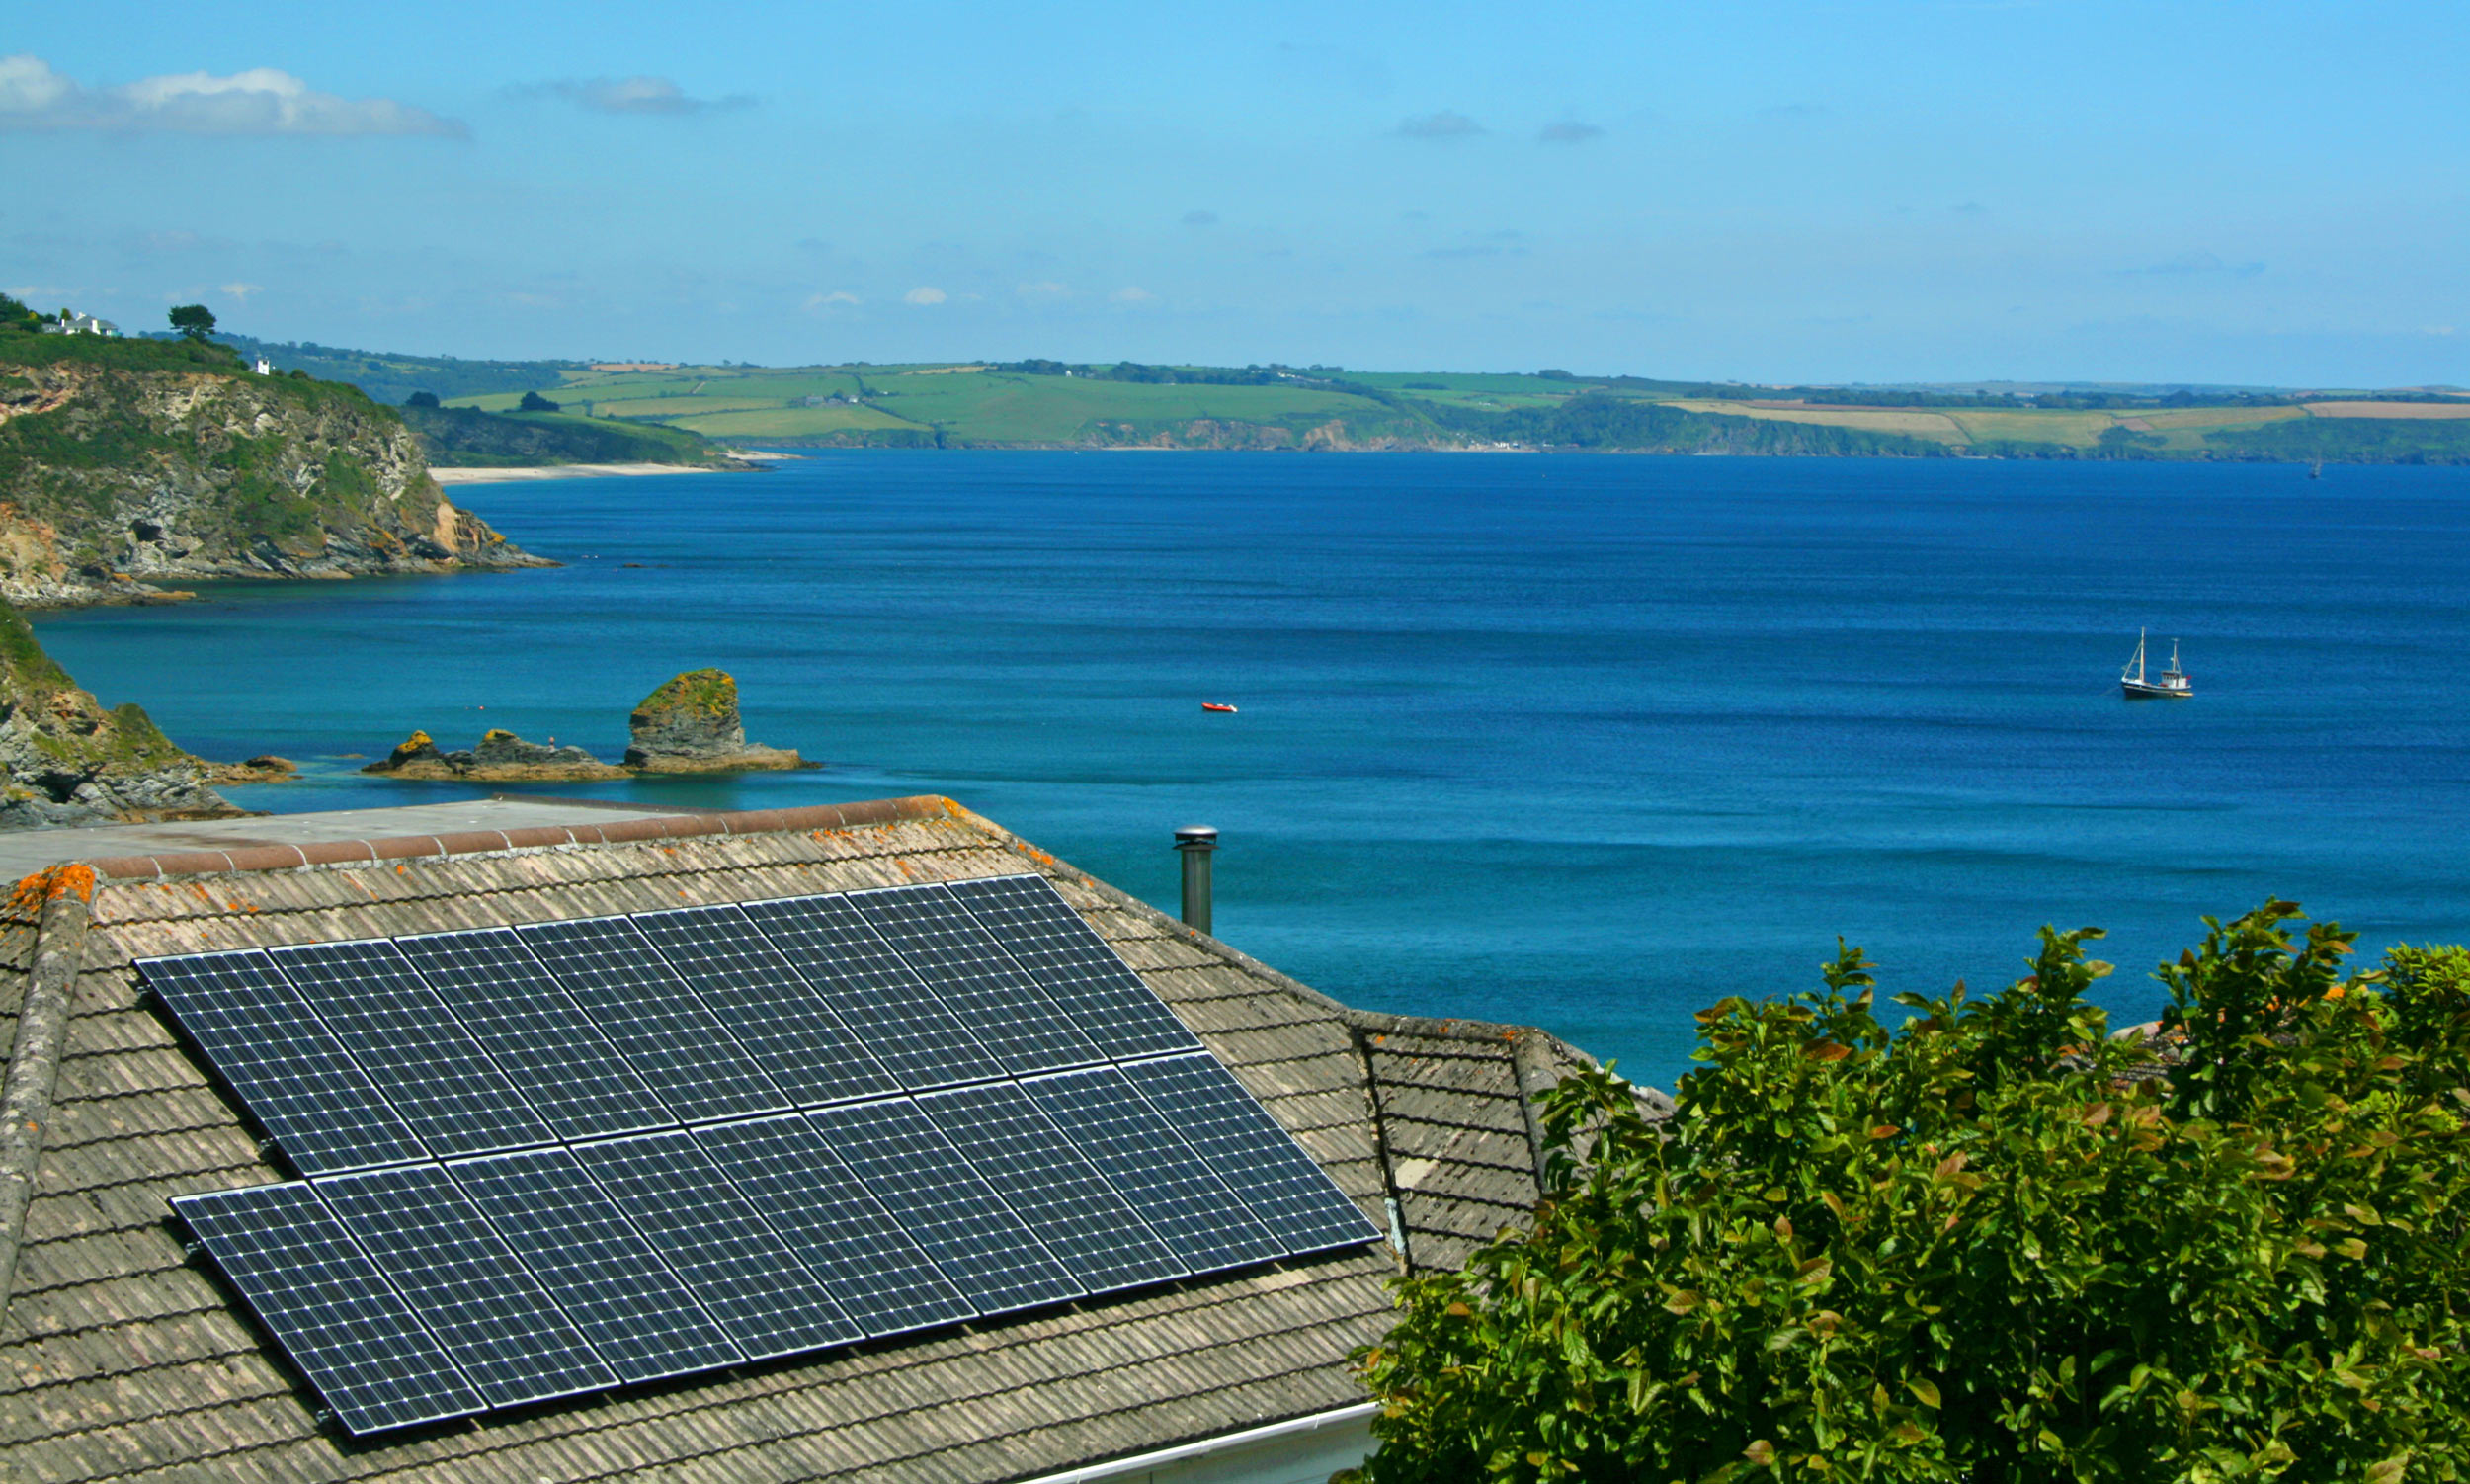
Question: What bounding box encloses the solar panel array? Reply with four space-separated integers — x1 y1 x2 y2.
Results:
147 876 1378 1436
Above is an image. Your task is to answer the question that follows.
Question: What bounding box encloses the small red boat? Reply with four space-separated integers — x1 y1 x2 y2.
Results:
1201 702 1238 713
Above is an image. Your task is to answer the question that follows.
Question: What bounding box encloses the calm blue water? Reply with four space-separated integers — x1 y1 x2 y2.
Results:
32 453 2470 1088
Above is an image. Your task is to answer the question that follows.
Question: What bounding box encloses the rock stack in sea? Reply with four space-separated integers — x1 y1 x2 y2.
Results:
623 669 803 773
364 729 628 783
362 669 805 783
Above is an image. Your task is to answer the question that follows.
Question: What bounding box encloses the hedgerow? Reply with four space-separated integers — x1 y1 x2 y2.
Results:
1349 904 2470 1481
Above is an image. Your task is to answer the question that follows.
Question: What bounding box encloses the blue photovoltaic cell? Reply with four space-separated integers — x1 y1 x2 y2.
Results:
393 929 674 1143
152 875 1378 1434
846 885 1102 1074
139 951 425 1176
922 1081 1187 1290
808 1098 1084 1313
691 1115 974 1338
1121 1053 1382 1255
269 941 554 1159
515 918 788 1122
172 1181 480 1435
629 904 900 1107
572 1130 862 1360
737 894 1005 1090
313 1164 613 1408
1022 1066 1285 1273
447 1147 742 1384
946 875 1201 1059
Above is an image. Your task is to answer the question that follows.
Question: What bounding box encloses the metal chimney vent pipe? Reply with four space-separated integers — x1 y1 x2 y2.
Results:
1173 825 1218 936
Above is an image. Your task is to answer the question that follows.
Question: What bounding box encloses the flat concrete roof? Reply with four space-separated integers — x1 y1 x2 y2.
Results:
0 796 701 882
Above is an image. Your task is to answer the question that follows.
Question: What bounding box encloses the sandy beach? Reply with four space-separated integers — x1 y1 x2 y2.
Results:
428 462 729 485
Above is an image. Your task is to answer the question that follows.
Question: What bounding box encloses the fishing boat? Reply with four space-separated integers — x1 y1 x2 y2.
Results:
2121 629 2192 698
1201 701 1238 713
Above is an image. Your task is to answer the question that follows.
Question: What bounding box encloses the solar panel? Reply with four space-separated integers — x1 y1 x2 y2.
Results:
172 1181 481 1435
690 1115 974 1337
1022 1066 1285 1273
447 1148 743 1384
571 1130 863 1359
920 1081 1187 1290
807 1098 1084 1312
268 942 554 1159
629 905 900 1107
139 951 426 1175
736 893 1005 1090
393 929 674 1143
514 918 789 1123
1120 1053 1381 1254
845 885 1103 1074
154 876 1378 1430
945 875 1201 1059
313 1164 614 1408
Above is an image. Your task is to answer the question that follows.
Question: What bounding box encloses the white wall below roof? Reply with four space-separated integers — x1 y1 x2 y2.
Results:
1020 1407 1375 1484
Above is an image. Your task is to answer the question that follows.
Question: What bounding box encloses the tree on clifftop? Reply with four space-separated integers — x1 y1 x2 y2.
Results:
167 304 216 342
518 389 561 412
1347 906 2470 1480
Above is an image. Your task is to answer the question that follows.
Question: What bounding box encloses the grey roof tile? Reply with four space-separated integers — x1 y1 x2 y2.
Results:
0 801 1592 1482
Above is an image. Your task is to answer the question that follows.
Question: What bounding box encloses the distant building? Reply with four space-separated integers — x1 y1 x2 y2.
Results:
39 310 119 337
253 357 274 375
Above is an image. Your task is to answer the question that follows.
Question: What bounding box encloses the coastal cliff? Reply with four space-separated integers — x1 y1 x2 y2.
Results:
0 597 244 827
0 337 547 608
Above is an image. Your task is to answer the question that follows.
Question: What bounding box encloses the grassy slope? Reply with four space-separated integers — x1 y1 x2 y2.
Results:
245 342 2469 461
401 405 736 467
192 332 574 406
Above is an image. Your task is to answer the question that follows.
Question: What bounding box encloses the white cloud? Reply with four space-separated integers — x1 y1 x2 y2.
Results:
0 54 73 114
1017 282 1070 301
0 54 463 136
803 290 861 311
1111 286 1156 304
537 76 754 116
2424 325 2458 337
904 287 947 305
218 282 263 301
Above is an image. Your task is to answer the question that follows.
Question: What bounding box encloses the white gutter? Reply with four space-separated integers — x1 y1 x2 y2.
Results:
1015 1402 1379 1484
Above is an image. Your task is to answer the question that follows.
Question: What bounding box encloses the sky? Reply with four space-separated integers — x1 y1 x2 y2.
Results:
2 1 2462 386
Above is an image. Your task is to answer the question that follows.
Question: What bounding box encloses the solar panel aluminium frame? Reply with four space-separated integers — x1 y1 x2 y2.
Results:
840 883 1107 1075
137 948 430 1177
444 1145 748 1386
733 891 1010 1091
309 1163 616 1411
148 871 1380 1436
266 939 557 1161
169 1180 484 1435
390 927 679 1145
625 902 903 1108
943 874 1203 1060
512 914 794 1124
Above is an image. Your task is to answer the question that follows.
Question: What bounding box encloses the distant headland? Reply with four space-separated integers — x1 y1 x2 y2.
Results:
214 332 2470 464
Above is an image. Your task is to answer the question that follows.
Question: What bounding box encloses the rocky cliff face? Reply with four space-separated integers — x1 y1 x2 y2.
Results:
0 353 547 607
0 598 243 828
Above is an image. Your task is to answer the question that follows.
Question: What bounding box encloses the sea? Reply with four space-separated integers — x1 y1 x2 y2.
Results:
31 452 2470 1090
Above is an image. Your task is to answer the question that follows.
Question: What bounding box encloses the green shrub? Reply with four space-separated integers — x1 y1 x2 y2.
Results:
1349 904 2470 1481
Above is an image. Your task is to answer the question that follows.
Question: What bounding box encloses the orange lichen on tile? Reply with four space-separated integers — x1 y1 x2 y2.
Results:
7 862 98 917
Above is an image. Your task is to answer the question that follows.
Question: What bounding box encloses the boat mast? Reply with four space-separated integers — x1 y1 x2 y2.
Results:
2128 628 2147 684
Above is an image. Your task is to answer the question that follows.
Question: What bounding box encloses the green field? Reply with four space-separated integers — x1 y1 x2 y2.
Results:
370 355 2470 461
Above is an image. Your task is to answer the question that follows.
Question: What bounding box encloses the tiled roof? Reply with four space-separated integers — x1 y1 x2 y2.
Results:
0 797 1604 1482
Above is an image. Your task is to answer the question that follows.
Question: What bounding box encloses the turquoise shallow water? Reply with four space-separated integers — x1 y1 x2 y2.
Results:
31 452 2470 1088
